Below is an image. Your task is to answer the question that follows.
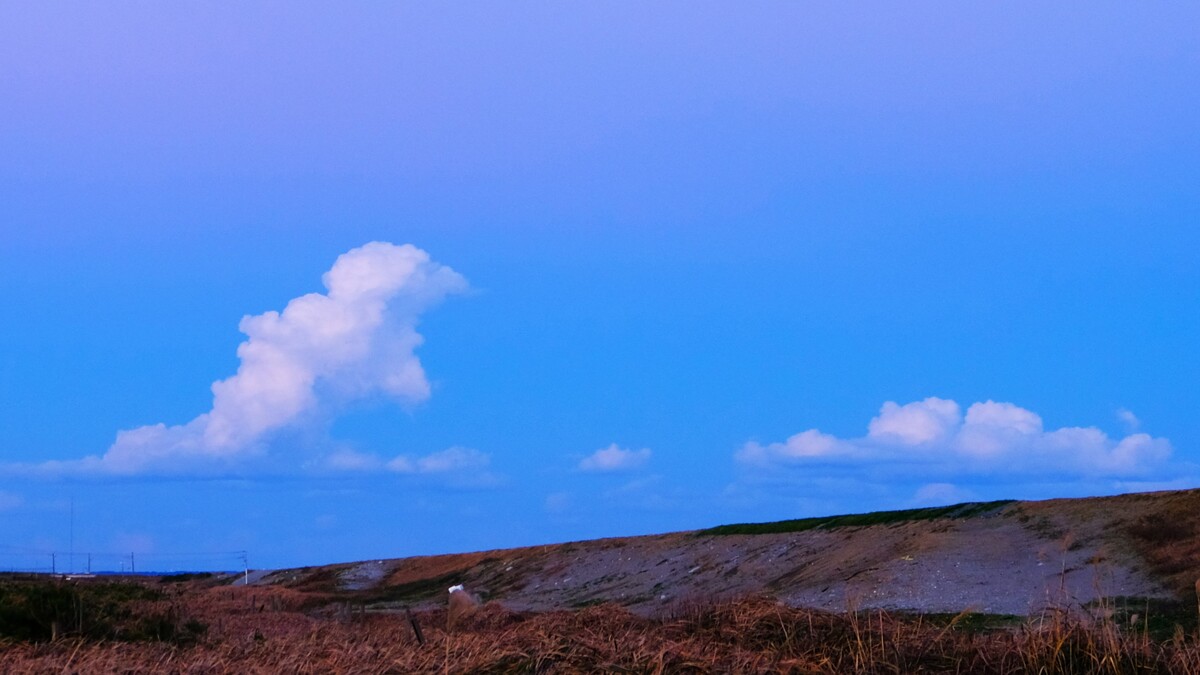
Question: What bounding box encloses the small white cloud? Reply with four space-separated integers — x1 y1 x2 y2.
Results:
307 446 492 479
736 429 850 466
387 446 490 475
579 444 651 473
1117 408 1141 432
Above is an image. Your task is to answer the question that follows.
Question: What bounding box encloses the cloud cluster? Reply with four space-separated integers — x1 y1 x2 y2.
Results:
737 397 1172 480
47 242 468 476
579 444 652 473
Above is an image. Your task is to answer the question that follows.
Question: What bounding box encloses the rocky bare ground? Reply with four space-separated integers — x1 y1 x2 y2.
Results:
258 488 1200 617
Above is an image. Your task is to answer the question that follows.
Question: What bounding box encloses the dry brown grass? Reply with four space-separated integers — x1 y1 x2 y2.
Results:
1011 488 1200 599
1125 504 1200 596
5 580 1200 674
383 551 496 588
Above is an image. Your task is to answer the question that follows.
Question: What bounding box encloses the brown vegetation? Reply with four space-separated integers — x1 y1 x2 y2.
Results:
1124 500 1200 597
8 489 1200 672
1007 489 1200 599
4 578 1200 674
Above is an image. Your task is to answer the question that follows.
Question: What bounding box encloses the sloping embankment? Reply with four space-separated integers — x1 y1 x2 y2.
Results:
261 489 1200 616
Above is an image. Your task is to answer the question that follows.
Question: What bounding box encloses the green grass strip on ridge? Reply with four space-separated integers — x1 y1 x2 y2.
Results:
699 499 1016 536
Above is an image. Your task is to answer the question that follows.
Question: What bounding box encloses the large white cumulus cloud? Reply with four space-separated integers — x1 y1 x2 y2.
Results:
738 397 1172 479
54 242 467 476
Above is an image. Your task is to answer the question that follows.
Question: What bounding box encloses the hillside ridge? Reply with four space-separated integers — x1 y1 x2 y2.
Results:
261 488 1200 616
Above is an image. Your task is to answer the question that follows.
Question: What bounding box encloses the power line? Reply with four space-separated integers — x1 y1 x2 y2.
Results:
0 549 250 574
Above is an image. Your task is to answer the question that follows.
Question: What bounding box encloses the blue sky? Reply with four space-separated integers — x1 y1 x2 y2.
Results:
2 2 1198 571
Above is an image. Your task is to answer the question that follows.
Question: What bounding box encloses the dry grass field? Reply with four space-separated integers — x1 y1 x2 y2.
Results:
6 489 1200 673
2 576 1200 674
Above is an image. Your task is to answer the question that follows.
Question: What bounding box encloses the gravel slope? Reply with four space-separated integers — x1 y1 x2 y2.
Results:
261 489 1200 616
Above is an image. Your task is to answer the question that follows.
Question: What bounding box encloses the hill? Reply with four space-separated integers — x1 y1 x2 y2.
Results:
259 488 1200 617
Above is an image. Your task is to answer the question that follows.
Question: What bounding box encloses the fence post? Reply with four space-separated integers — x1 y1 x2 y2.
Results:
406 607 425 646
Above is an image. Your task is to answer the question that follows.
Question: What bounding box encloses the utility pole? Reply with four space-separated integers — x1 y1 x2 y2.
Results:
69 497 74 575
130 552 135 574
87 553 91 574
241 551 249 586
51 553 56 575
